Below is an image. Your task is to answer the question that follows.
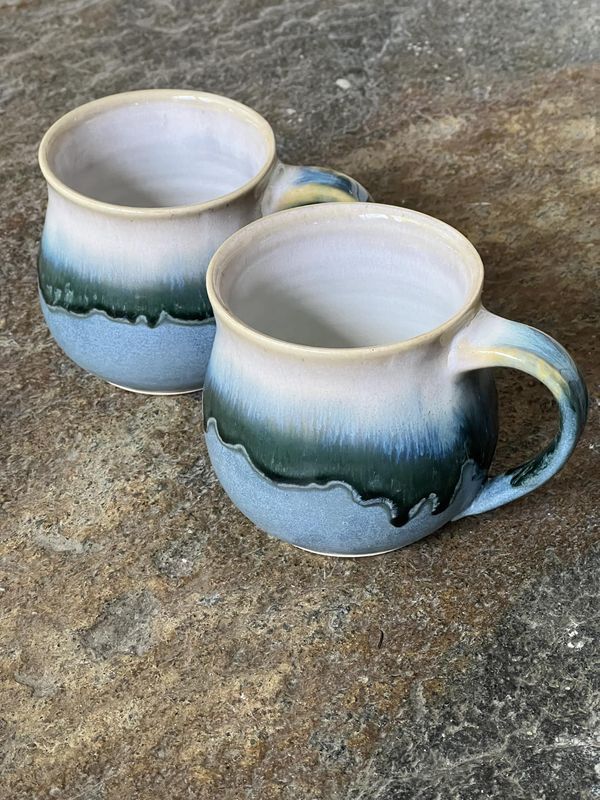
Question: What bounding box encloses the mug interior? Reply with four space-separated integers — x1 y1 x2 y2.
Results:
212 205 483 348
42 91 274 208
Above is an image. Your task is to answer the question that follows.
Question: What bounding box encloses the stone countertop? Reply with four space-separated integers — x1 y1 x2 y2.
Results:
0 1 598 798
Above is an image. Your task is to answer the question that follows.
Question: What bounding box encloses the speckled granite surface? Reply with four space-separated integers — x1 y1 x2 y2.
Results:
0 2 599 798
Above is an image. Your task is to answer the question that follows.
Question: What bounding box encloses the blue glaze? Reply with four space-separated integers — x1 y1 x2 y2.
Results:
293 167 372 202
205 419 484 555
40 294 215 393
454 315 588 519
203 348 497 527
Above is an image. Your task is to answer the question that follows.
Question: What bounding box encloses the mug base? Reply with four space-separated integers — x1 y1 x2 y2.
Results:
108 380 201 396
291 542 400 558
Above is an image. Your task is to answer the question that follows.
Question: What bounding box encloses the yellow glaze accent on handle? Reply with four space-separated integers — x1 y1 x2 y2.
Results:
450 307 588 519
455 343 572 404
277 183 361 210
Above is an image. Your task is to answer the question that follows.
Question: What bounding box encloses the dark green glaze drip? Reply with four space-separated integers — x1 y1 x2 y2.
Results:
203 371 498 526
38 245 213 327
508 434 559 487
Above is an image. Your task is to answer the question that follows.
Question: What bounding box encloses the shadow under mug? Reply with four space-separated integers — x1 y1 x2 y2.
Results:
37 89 370 394
203 203 588 557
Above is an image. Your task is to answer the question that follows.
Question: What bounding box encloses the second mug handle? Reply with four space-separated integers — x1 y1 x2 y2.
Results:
449 308 588 518
262 162 371 213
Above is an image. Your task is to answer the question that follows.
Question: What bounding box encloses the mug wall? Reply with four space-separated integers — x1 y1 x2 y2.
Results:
39 187 261 392
203 325 498 555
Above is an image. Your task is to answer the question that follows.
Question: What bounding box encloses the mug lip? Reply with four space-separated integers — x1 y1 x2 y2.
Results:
207 202 485 359
38 88 278 218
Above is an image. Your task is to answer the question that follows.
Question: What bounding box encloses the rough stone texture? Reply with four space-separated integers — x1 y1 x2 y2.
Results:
348 547 600 800
0 1 598 799
80 590 161 659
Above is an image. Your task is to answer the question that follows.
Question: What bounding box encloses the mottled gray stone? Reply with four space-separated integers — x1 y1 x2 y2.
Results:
33 529 102 554
13 670 59 699
153 531 206 578
0 1 598 799
348 547 600 800
80 590 161 658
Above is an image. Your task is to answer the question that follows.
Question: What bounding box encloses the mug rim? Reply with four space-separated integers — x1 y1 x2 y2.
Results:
38 88 278 218
207 202 485 358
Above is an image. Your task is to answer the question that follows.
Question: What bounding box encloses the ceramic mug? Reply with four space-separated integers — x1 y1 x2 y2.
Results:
203 203 588 557
37 89 370 394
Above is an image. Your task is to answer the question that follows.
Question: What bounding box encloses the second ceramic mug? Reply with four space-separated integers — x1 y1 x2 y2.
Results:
37 89 370 394
203 203 588 556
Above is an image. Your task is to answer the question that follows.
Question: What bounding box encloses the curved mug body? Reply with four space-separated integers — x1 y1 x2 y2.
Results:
203 203 587 556
38 89 369 394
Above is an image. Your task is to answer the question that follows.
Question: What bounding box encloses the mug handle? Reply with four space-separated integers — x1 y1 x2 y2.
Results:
449 308 588 518
261 162 371 213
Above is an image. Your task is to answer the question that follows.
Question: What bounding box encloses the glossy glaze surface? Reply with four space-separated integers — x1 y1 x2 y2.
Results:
203 203 586 555
203 206 486 554
38 90 370 393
